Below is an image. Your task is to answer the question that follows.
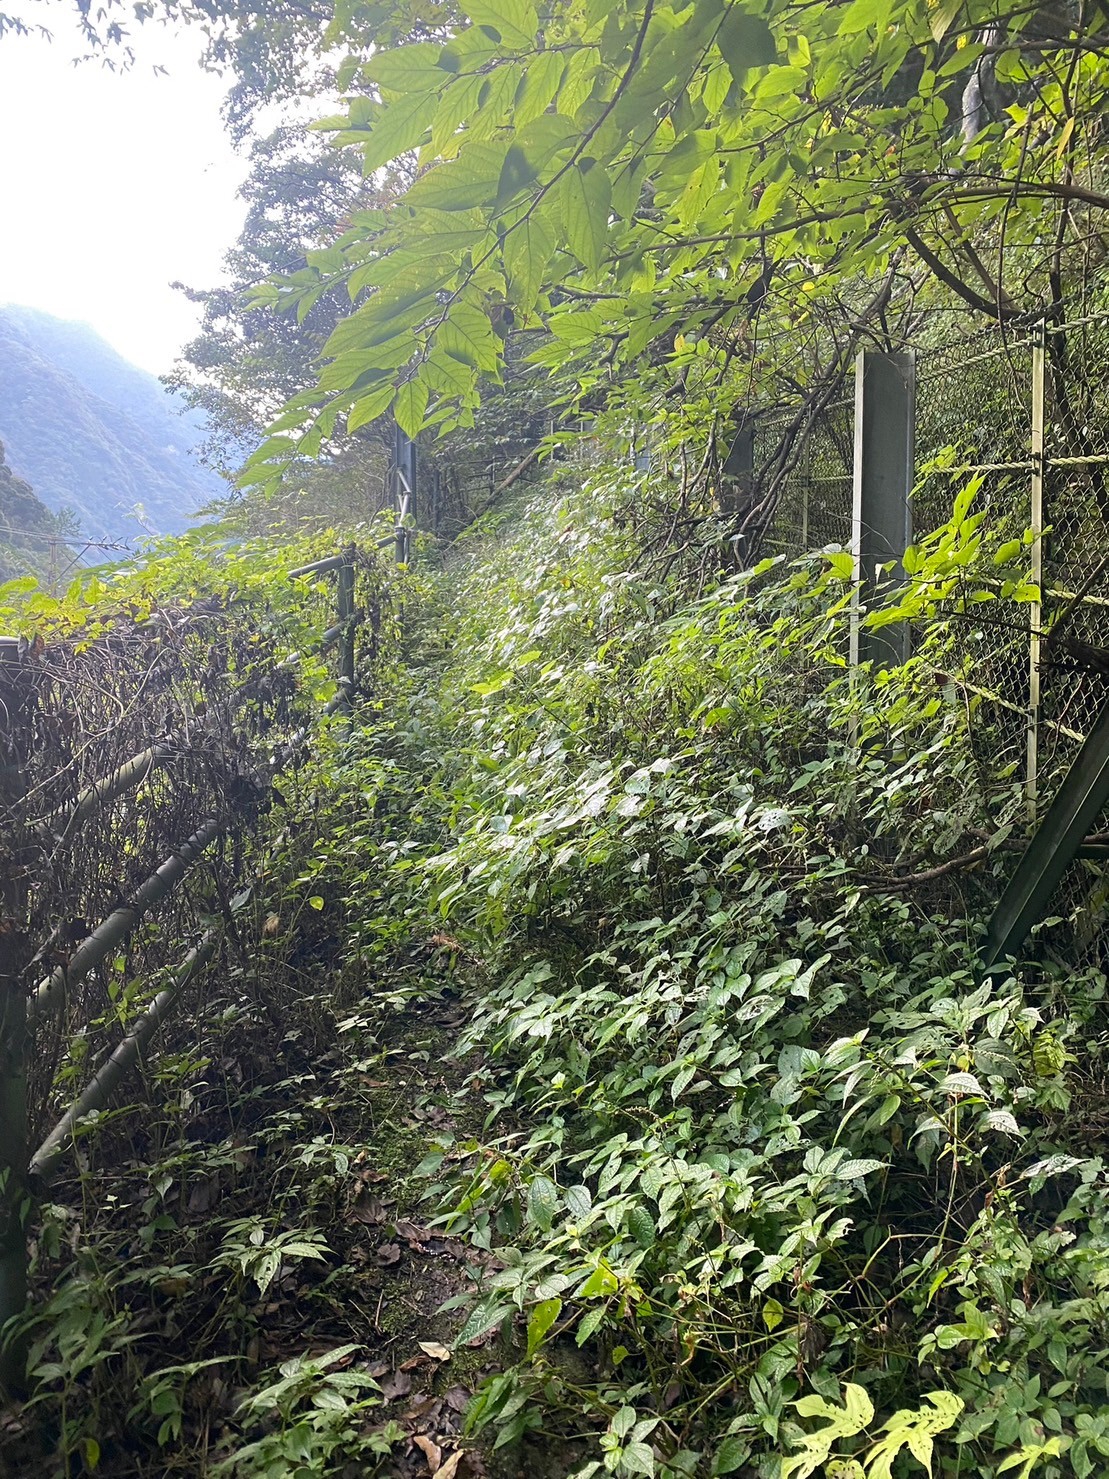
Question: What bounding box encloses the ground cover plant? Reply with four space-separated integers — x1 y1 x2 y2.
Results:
385 472 1109 1479
3 469 1108 1479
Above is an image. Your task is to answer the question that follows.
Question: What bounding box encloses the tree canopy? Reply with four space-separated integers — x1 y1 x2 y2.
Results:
232 0 1109 497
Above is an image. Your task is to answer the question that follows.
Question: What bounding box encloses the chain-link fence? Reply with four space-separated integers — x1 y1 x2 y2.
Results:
755 313 1109 966
757 399 853 557
760 313 1109 802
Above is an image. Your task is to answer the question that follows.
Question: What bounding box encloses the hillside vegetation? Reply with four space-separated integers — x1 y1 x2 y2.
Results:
5 463 1106 1479
0 438 72 584
3 0 1109 1473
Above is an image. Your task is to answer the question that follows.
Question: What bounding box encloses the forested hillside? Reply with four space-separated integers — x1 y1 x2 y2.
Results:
0 439 70 583
0 306 224 540
1 0 1109 1476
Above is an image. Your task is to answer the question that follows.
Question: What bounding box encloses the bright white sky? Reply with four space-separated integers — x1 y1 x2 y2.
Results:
0 7 248 374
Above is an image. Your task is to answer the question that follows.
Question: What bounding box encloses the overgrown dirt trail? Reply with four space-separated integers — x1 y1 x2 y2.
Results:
4 535 581 1479
7 900 573 1478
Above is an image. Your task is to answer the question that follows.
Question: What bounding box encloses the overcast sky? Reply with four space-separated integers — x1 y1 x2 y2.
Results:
0 8 248 375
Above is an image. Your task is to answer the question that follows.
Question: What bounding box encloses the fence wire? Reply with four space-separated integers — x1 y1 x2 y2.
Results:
755 312 1109 971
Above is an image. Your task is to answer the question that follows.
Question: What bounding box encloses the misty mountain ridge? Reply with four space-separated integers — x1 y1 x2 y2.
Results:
0 305 226 544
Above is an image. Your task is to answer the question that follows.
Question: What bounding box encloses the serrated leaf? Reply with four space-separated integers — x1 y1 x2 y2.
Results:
626 1205 656 1249
460 0 538 49
514 49 566 125
355 87 441 174
835 1158 885 1180
394 379 429 439
407 141 508 210
560 158 611 270
347 383 396 434
621 1440 655 1475
576 1303 608 1346
527 1174 558 1232
439 300 501 372
564 1183 592 1220
716 8 776 82
939 1072 984 1098
455 1296 514 1345
497 114 577 202
929 0 961 41
711 1435 751 1475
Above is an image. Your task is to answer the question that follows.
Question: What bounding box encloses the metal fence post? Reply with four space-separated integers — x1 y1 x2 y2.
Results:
1027 321 1046 816
849 350 916 671
0 638 31 1391
337 552 356 713
393 422 417 565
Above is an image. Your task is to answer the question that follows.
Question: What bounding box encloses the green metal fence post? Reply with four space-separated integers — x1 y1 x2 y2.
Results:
393 422 417 566
337 553 356 712
849 350 916 671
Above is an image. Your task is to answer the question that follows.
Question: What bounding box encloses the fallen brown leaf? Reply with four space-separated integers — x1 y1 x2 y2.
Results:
433 1451 465 1479
351 1193 391 1225
412 1434 441 1471
381 1369 413 1401
418 1341 452 1363
376 1243 403 1267
395 1218 433 1245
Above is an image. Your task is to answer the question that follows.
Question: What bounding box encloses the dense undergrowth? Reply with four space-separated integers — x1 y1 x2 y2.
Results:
389 474 1109 1479
8 465 1109 1479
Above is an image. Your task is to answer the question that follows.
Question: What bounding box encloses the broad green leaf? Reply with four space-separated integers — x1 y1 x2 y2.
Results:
497 114 578 201
439 300 501 373
621 1440 655 1475
503 209 559 312
715 8 776 81
626 1205 655 1249
460 0 538 49
346 383 395 433
576 1304 608 1345
929 0 962 42
394 379 429 439
560 158 612 271
527 1174 558 1231
526 1296 562 1356
455 1296 515 1345
354 88 441 173
407 141 509 210
363 41 447 93
711 1435 751 1475
514 48 566 125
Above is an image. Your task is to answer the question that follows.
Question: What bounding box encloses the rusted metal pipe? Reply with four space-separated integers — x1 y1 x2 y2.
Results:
28 817 223 1026
39 744 169 839
28 931 220 1189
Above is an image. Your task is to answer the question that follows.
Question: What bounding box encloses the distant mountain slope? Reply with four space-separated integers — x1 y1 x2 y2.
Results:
0 306 226 542
0 439 67 585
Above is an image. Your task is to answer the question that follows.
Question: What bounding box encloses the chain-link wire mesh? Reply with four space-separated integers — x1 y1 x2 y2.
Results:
748 314 1109 971
758 398 853 557
914 327 1035 798
1041 315 1109 776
